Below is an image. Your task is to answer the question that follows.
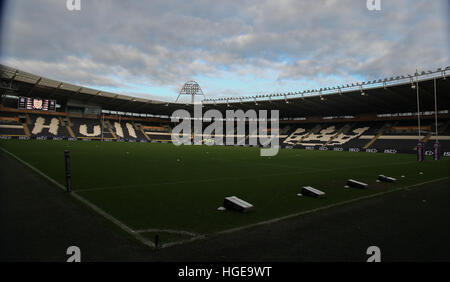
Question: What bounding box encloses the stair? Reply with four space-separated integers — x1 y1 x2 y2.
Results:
413 132 433 150
363 122 392 149
58 117 66 126
64 117 76 138
22 123 31 137
324 124 352 146
297 124 321 144
25 114 32 125
421 132 433 143
363 131 383 149
102 120 117 140
134 123 151 141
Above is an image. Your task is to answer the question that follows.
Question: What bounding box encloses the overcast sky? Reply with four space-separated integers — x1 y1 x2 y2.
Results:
0 0 449 103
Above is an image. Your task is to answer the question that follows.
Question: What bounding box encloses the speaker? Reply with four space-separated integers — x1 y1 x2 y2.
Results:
377 175 396 183
300 186 326 198
347 179 368 189
223 196 253 212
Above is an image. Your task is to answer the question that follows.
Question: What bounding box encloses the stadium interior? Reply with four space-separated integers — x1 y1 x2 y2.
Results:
1 63 450 263
2 0 450 267
1 64 449 156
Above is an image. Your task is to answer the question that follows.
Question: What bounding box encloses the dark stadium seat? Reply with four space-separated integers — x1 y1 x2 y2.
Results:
28 114 71 139
0 115 26 137
1 108 449 155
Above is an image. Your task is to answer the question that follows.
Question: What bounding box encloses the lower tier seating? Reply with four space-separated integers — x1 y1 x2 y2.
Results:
1 110 449 155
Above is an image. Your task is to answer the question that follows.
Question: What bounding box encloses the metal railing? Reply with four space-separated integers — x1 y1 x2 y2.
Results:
202 67 450 104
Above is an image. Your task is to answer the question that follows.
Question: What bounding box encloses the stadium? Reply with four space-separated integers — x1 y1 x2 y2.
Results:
1 63 449 261
0 0 449 266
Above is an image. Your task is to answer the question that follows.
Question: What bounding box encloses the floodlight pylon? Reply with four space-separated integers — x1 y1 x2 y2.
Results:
175 81 205 103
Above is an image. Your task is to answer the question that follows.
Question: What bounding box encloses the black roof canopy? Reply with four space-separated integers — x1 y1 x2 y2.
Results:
1 64 449 118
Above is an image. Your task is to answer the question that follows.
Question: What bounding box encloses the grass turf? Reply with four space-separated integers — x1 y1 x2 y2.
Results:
1 139 449 236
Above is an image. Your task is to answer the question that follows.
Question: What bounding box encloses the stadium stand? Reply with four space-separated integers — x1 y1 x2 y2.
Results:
28 114 70 139
0 115 26 137
141 125 172 142
1 106 450 154
2 109 449 155
1 63 449 155
280 119 450 153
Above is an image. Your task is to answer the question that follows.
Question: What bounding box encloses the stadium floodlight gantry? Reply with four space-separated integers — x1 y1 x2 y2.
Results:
175 81 206 104
202 66 450 104
1 64 449 118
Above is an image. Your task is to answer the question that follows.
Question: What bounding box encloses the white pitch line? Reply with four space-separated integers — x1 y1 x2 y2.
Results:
135 228 199 237
0 147 67 191
0 147 155 249
3 146 446 250
213 176 450 236
160 235 207 248
75 171 304 192
76 160 418 193
152 176 450 249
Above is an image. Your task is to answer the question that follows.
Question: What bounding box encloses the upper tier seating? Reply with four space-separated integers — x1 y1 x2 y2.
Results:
28 114 69 138
70 117 111 139
283 120 450 153
0 115 26 137
284 124 369 147
114 122 138 140
1 110 449 154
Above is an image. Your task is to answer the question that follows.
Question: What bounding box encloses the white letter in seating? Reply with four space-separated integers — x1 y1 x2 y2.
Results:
79 124 101 137
32 117 60 135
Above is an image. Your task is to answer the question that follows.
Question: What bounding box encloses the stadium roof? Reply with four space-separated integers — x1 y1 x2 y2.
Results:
1 64 449 118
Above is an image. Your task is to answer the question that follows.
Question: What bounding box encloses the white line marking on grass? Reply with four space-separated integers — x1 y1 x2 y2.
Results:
75 172 301 192
135 228 199 237
3 146 443 250
0 148 66 191
135 229 209 248
148 176 450 249
213 176 450 237
76 160 419 193
70 192 155 248
0 147 156 248
223 159 309 170
161 235 207 248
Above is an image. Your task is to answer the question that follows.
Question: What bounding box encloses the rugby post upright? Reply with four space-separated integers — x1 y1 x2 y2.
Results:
64 150 71 193
415 71 425 162
433 78 441 160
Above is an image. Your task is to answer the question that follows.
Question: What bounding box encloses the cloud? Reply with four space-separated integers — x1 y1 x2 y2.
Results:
0 0 448 100
3 56 124 88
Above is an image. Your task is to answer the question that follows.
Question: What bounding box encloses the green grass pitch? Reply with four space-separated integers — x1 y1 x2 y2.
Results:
1 140 449 240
